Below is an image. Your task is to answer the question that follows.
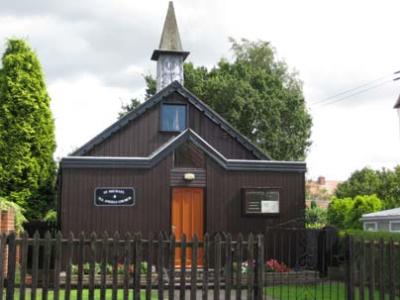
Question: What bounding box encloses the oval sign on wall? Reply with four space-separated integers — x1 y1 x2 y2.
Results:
94 188 135 206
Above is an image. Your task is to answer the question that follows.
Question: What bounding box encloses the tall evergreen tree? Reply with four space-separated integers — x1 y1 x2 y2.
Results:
0 39 56 220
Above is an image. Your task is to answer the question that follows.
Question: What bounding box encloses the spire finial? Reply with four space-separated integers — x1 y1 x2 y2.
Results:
152 2 189 91
159 2 182 51
151 1 189 61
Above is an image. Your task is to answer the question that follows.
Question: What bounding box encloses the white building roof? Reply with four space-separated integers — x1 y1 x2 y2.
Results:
360 207 400 221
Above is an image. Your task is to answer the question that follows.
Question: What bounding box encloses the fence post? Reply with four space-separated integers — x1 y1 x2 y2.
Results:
19 232 28 300
168 234 176 300
134 233 142 300
388 239 395 300
235 234 243 300
213 233 222 300
42 231 52 300
157 232 165 300
202 233 210 300
6 232 16 300
247 234 255 300
225 233 232 300
345 235 354 300
255 234 264 300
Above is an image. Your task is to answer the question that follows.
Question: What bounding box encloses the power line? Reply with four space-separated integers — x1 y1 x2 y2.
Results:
312 79 393 107
310 70 400 106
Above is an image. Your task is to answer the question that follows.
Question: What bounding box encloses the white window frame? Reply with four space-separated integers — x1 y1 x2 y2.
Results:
363 221 378 232
389 220 400 232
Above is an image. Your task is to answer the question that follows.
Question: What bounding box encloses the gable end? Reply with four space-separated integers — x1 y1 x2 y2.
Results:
71 81 270 160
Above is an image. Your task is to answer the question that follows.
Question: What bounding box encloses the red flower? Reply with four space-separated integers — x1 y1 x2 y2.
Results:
266 259 291 272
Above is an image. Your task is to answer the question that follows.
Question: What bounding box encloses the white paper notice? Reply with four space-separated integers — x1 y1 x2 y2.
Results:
261 201 279 213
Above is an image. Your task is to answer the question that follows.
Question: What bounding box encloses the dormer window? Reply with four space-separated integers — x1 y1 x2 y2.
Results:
161 104 186 132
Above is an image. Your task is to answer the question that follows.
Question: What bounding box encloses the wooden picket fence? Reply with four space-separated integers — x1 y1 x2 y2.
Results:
1 231 268 300
0 229 399 300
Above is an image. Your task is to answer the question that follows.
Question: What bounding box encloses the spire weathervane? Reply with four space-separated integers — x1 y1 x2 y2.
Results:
152 2 189 91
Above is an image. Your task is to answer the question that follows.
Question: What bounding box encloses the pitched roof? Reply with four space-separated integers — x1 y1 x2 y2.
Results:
360 207 400 221
71 81 271 160
151 2 189 61
63 129 306 172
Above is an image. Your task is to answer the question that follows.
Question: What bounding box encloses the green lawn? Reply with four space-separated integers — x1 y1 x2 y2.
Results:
11 289 158 300
7 284 393 300
265 282 392 300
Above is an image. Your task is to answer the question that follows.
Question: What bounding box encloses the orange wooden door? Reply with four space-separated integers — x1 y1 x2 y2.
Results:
172 188 204 266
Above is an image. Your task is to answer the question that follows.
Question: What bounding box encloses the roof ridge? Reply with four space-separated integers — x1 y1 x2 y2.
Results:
70 81 271 160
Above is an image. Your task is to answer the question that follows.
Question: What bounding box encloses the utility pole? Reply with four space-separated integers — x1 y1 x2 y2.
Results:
394 74 400 135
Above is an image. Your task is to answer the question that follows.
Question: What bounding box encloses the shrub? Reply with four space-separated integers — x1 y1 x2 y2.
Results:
305 201 327 229
335 166 400 209
43 209 57 225
340 229 400 242
70 262 148 275
327 197 353 229
327 195 382 230
345 194 382 229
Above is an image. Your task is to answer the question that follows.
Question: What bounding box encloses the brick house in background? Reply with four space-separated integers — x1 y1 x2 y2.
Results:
306 176 341 209
1 209 15 276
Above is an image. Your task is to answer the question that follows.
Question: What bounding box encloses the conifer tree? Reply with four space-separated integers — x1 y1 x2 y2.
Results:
0 39 56 220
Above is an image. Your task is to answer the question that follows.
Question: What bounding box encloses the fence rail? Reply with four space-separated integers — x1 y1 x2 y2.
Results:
0 229 399 299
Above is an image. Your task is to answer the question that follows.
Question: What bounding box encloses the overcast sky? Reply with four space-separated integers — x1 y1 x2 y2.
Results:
1 0 399 180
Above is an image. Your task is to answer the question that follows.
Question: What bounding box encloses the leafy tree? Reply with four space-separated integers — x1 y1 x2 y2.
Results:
327 197 353 229
335 166 400 209
377 166 400 209
119 75 156 119
335 167 381 199
0 39 56 220
327 195 382 230
120 38 312 160
119 98 140 118
345 194 382 229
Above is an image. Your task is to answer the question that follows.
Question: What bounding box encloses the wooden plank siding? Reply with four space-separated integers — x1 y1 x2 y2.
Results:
60 153 304 237
205 159 305 235
85 105 172 157
60 156 173 236
85 92 257 160
170 168 206 187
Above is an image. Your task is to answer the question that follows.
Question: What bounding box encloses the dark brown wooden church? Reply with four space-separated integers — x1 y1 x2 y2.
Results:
58 2 306 239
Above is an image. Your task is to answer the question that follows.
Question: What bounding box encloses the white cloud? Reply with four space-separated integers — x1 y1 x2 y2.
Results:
1 0 400 180
307 95 400 180
48 75 132 159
